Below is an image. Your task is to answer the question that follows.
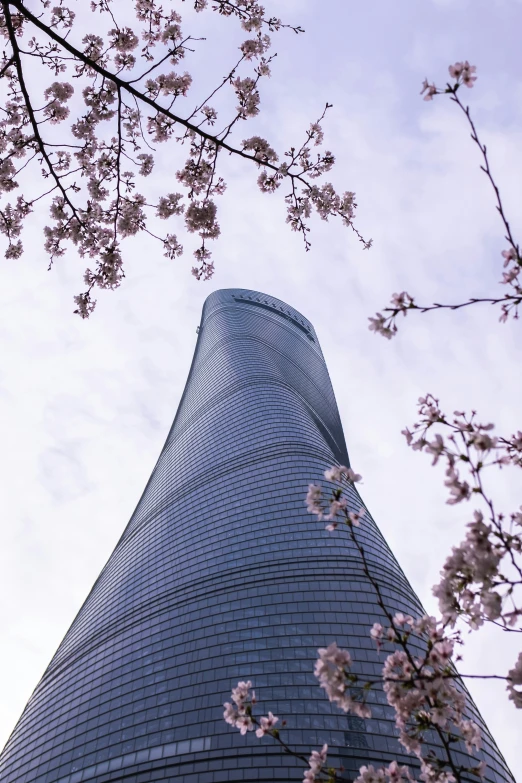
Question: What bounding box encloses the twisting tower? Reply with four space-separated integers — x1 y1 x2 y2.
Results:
0 289 514 783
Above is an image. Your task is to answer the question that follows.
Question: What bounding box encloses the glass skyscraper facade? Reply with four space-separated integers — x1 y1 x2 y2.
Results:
0 289 514 783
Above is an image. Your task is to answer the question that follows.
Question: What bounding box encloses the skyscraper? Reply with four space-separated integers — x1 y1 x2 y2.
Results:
0 289 514 783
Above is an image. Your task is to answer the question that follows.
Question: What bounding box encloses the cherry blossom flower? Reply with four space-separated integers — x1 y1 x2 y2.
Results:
255 711 278 738
303 743 328 783
157 193 185 219
370 622 384 650
502 247 517 266
305 483 323 518
223 680 258 733
460 719 482 753
425 434 445 465
433 509 503 627
324 465 362 484
420 78 437 101
0 0 370 315
448 60 477 88
368 313 396 339
356 765 386 783
314 642 371 718
233 76 260 118
507 652 522 707
242 135 278 164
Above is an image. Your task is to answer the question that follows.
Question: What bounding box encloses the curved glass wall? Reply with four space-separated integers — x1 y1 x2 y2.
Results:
0 289 514 783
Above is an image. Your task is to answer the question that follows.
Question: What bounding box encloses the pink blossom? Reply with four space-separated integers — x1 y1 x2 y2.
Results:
433 509 502 627
306 484 323 518
233 76 260 118
502 247 517 267
420 78 437 101
460 719 482 753
314 643 371 718
309 122 324 146
393 613 414 628
255 711 278 737
223 680 258 733
419 761 456 783
348 507 365 526
369 313 395 339
240 33 271 59
242 135 278 164
356 766 386 783
425 434 444 465
157 193 184 219
444 465 471 505
303 743 328 783
236 714 254 734
137 154 154 176
449 60 477 88
109 26 139 52
391 291 413 311
507 652 522 707
185 200 220 239
370 622 384 650
324 465 362 484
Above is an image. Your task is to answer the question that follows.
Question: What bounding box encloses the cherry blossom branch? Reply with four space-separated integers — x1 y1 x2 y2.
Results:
0 53 14 76
3 5 85 231
0 0 371 316
204 0 304 35
403 395 522 639
305 467 507 783
369 62 521 340
223 682 351 783
226 465 504 783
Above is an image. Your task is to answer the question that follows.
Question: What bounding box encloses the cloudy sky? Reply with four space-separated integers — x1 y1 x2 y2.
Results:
0 0 521 778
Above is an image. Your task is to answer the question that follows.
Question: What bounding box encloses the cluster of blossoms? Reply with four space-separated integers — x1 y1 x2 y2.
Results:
421 61 476 101
314 642 371 718
400 395 522 719
377 616 482 762
224 450 511 782
0 0 371 315
368 291 415 340
306 464 364 529
355 761 413 783
311 620 485 781
223 682 333 783
403 395 522 633
499 246 522 322
223 680 257 734
223 681 279 738
506 653 522 708
303 743 328 783
306 467 494 781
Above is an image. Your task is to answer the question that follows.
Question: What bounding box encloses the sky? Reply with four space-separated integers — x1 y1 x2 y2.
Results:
0 0 521 779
